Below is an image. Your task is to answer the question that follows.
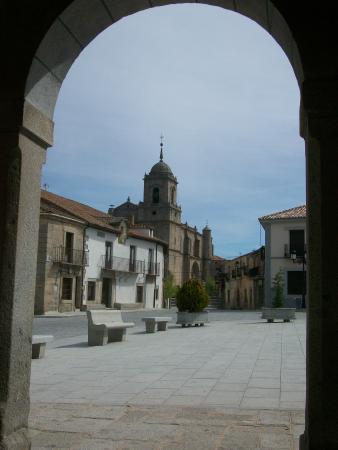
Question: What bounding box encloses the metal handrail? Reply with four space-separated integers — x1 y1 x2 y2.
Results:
53 246 88 266
100 255 145 273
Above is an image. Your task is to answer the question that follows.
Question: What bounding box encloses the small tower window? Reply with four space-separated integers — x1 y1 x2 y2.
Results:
152 187 159 203
171 187 176 204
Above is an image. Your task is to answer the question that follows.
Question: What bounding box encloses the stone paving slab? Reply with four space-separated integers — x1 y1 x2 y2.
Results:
29 403 304 450
31 314 306 410
29 312 306 448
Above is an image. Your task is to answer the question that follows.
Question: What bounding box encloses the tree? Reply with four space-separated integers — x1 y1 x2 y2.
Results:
163 273 178 300
272 269 284 308
205 276 216 297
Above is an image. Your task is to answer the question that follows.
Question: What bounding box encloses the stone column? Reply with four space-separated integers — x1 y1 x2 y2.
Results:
299 82 338 450
0 102 52 449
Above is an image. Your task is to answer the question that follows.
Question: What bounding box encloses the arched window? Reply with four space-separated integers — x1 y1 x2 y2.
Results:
194 239 200 257
171 187 176 204
191 262 200 279
152 187 159 203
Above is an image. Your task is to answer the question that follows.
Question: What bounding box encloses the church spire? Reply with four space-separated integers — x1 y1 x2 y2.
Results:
160 134 164 161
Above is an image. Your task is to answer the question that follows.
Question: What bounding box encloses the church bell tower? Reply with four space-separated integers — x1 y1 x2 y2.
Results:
138 137 181 224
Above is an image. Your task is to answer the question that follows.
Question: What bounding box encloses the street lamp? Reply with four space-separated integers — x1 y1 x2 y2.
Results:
290 250 306 309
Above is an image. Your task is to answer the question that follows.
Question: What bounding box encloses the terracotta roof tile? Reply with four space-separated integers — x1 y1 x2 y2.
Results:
41 190 119 232
259 205 306 221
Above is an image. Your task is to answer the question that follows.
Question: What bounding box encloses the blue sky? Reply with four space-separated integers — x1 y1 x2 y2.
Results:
42 4 305 259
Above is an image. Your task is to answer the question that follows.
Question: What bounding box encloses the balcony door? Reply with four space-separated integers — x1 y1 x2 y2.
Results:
129 245 136 272
289 229 305 257
105 242 112 269
64 232 74 263
148 248 153 274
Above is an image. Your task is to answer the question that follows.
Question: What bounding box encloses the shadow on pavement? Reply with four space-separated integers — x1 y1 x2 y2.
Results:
56 341 88 348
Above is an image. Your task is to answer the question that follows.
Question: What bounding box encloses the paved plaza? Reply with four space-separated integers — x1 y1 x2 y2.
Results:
30 311 306 449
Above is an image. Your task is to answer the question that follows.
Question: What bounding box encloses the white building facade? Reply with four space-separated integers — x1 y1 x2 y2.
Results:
35 190 165 313
84 226 164 310
259 205 306 308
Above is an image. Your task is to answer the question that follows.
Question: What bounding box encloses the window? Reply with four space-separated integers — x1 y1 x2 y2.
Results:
194 240 200 257
105 241 112 268
186 238 191 254
136 285 143 303
148 248 154 273
287 271 306 295
62 277 73 300
129 245 136 272
152 187 159 203
87 281 96 301
290 229 305 257
171 187 176 204
154 286 159 299
64 232 73 263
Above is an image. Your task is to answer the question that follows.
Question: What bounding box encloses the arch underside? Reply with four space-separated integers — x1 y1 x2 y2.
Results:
24 0 303 123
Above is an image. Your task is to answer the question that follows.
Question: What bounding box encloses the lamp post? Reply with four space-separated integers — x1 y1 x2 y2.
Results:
290 250 306 309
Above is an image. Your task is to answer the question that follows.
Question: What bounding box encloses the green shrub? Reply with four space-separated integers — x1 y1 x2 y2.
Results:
176 279 209 312
272 269 284 308
205 276 216 297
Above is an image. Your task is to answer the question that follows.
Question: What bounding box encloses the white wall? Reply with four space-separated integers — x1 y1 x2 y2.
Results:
83 227 164 309
264 218 306 307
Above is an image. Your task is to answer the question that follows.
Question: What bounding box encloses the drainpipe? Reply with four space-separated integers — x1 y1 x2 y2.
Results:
80 224 89 311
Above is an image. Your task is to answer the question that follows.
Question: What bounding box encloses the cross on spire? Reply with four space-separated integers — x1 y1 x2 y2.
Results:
160 134 164 161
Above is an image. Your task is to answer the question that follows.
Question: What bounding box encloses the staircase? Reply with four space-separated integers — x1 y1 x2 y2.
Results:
207 297 225 311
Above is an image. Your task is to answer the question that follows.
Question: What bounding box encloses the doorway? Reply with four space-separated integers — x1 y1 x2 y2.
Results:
102 278 112 307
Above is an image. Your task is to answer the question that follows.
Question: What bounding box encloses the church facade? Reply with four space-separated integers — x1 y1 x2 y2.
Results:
110 146 213 286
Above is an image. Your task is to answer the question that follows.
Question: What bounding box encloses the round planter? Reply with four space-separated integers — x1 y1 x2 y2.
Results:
176 311 209 327
261 307 296 322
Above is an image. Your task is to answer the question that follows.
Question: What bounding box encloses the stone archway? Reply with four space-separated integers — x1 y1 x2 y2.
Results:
1 2 338 449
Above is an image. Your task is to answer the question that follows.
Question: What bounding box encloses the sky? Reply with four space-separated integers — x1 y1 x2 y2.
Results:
42 4 305 259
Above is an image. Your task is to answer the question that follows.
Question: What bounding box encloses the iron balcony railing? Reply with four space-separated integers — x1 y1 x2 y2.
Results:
147 261 160 276
53 246 88 266
101 255 145 274
284 244 306 258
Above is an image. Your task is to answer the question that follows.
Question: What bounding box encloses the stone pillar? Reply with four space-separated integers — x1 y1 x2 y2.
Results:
300 82 338 450
0 102 52 449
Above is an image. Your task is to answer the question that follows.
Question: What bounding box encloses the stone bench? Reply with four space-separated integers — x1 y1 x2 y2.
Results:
87 310 135 346
32 335 54 359
142 317 172 333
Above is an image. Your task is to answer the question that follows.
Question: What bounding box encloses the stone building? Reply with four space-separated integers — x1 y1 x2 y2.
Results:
35 190 166 313
110 145 213 286
259 205 306 308
223 247 265 310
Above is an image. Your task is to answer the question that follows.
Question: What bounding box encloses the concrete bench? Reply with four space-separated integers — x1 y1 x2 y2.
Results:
87 310 135 346
32 335 54 359
142 317 172 333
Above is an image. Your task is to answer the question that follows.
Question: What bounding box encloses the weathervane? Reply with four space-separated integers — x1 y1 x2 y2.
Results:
160 134 164 161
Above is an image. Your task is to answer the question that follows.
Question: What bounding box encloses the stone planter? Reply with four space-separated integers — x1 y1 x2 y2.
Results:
176 311 209 327
261 307 296 323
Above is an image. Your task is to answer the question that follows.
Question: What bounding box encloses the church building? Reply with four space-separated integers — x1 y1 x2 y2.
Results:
109 141 214 286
